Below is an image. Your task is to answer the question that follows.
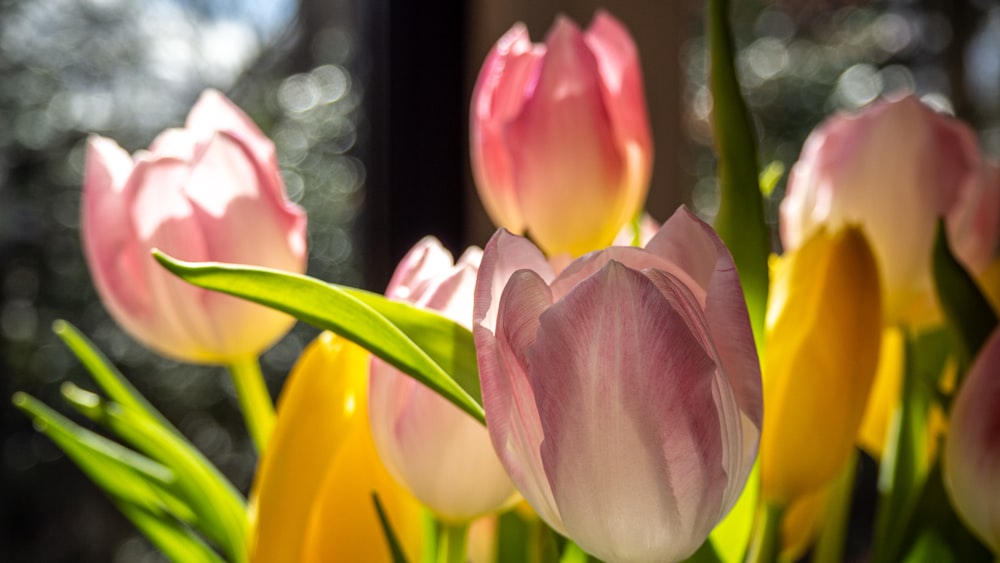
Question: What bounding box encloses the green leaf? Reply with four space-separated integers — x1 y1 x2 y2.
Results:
682 540 724 563
52 320 181 436
152 251 485 424
898 462 991 563
59 386 247 562
873 331 936 563
372 493 410 563
340 287 481 406
118 503 225 563
706 461 758 563
932 221 998 371
13 392 185 517
12 392 224 563
707 0 770 352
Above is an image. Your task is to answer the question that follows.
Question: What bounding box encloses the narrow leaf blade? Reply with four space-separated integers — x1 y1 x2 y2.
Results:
153 252 485 423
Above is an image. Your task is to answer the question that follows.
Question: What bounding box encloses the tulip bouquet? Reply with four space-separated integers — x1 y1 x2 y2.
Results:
11 1 1000 563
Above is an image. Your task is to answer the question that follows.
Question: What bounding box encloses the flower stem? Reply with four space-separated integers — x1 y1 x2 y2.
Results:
436 521 469 563
226 356 275 453
813 452 858 563
746 502 784 563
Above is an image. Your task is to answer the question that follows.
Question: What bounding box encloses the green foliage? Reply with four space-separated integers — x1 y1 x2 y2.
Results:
153 251 485 424
14 322 248 563
707 0 770 352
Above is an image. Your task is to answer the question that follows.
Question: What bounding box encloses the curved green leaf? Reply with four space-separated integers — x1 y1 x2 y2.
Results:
707 0 770 352
152 251 485 424
932 221 998 370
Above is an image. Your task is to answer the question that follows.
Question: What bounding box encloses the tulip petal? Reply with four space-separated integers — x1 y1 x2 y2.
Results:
583 11 650 155
82 137 149 322
385 237 456 301
475 229 554 335
470 23 541 235
584 10 652 226
369 355 515 521
550 245 700 304
945 328 1000 553
505 17 626 256
478 268 564 530
529 260 726 562
762 227 881 505
249 333 423 563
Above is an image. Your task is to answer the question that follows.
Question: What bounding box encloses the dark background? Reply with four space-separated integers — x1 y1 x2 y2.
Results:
2 0 999 560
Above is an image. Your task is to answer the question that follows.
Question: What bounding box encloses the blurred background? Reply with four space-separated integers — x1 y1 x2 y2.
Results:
1 0 999 560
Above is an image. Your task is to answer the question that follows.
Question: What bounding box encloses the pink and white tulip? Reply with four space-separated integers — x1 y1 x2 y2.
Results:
780 95 1000 326
470 11 652 257
474 207 762 562
945 328 1000 554
368 238 518 522
82 89 307 363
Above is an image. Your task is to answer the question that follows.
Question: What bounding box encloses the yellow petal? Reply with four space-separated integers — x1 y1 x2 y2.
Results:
857 328 905 458
780 486 826 562
761 226 882 505
248 332 422 562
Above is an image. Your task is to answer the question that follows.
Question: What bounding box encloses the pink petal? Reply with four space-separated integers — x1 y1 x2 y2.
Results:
946 328 1000 552
480 268 564 529
584 10 652 168
529 260 726 561
81 137 150 323
470 24 541 235
186 90 296 230
648 208 762 485
505 17 627 255
369 357 515 521
384 237 455 301
549 245 699 304
474 229 554 335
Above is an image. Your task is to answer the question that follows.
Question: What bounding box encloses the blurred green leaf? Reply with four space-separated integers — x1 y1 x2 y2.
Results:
705 461 757 563
119 503 226 563
873 331 937 563
372 493 410 563
52 320 181 436
153 251 485 424
59 384 247 562
12 393 222 562
341 286 481 405
932 221 998 372
707 0 770 352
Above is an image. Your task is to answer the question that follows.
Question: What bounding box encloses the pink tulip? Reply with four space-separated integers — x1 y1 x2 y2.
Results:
82 89 307 363
470 11 652 258
780 95 1000 326
474 207 762 562
945 328 1000 554
368 238 518 522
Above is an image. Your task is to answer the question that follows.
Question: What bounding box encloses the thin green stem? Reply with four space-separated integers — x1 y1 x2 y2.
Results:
746 502 784 563
436 521 469 563
226 356 275 453
812 452 858 563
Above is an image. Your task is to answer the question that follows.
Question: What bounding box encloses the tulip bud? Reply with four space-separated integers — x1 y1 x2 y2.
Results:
780 95 999 326
761 226 882 505
473 207 762 562
248 332 423 563
82 89 307 363
944 328 1000 554
368 238 519 522
470 11 652 257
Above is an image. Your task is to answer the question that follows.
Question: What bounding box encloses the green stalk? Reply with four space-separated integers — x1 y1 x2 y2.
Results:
746 502 784 563
436 521 469 563
812 452 858 563
226 356 275 453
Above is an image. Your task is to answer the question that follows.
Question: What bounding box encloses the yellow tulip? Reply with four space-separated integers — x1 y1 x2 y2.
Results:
761 226 882 506
247 332 423 562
